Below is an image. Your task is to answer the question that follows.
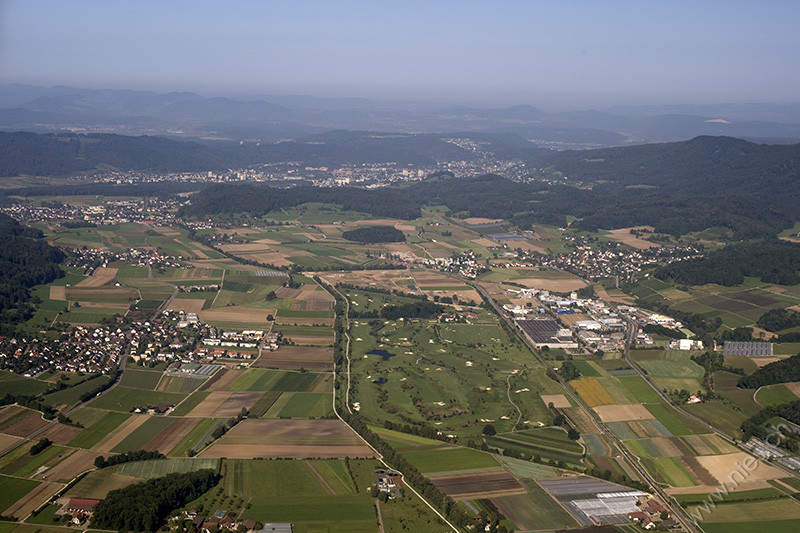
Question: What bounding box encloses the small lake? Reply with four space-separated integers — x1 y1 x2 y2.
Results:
372 377 386 385
368 349 395 361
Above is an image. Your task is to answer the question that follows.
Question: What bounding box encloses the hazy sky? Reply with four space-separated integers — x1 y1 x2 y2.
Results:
1 1 798 108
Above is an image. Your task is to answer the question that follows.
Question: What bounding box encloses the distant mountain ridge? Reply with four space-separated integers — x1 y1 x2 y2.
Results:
3 84 800 145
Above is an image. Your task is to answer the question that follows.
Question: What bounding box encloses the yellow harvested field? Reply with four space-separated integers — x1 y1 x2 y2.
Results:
541 394 571 408
199 419 373 459
76 267 118 287
168 298 206 314
594 404 653 423
694 453 785 484
605 227 659 250
49 286 66 300
571 377 615 407
200 306 274 324
187 391 264 417
95 414 149 452
513 276 587 292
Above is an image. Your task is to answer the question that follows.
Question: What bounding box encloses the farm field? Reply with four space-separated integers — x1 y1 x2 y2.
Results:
491 479 579 531
199 419 374 458
401 447 500 474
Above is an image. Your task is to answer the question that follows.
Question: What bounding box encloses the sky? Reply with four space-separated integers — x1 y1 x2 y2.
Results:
1 1 799 109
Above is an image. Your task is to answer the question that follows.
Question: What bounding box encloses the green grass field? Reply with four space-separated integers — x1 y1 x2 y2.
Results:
111 416 175 452
755 384 800 407
0 371 50 396
369 427 445 451
89 386 185 412
0 474 40 514
248 391 283 418
169 418 218 457
169 391 210 417
116 458 219 477
194 459 377 531
402 447 500 474
647 457 698 487
119 369 164 390
684 400 747 438
276 392 332 418
41 374 112 408
69 413 130 449
491 479 578 531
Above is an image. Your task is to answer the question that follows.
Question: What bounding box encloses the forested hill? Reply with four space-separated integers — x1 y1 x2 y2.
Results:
0 213 64 334
0 130 535 176
529 136 800 195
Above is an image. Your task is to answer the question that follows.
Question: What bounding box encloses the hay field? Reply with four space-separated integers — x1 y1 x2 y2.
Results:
49 286 66 300
695 453 785 484
199 419 373 458
200 306 274 324
168 298 206 313
255 346 332 371
76 267 118 287
540 394 571 408
594 403 653 423
187 391 265 417
605 228 659 249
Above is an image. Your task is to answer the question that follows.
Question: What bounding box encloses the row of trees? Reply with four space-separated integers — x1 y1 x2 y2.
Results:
94 450 165 469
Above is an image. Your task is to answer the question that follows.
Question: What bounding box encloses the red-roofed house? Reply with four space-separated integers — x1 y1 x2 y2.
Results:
67 498 100 513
